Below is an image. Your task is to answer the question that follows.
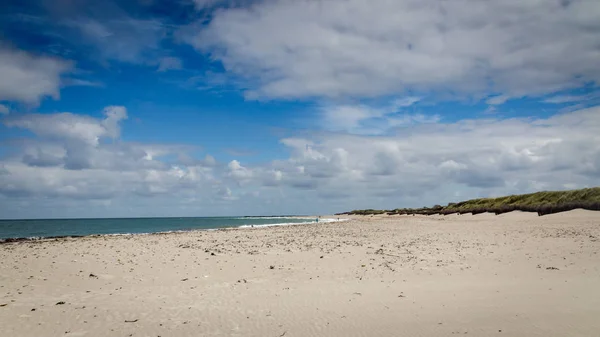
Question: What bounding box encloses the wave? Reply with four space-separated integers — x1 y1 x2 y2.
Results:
237 217 348 229
0 218 350 243
234 216 316 220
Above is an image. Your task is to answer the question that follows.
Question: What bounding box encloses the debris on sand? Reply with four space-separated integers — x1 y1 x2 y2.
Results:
124 319 139 323
55 301 66 305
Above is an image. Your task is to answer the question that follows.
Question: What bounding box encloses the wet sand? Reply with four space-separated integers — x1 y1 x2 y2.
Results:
1 210 599 336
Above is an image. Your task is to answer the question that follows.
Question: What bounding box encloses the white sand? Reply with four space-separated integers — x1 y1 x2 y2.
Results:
1 210 599 336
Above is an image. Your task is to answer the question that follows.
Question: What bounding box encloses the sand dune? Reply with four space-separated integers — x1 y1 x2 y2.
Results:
1 210 599 336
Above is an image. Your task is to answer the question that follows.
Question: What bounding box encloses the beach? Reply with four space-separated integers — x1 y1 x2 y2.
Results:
1 210 599 337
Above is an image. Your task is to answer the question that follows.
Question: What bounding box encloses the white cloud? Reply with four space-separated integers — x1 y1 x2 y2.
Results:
4 106 127 146
0 46 72 104
0 104 9 115
390 97 422 109
227 159 254 184
262 106 600 211
217 186 237 201
189 0 600 101
486 95 510 105
2 105 600 218
5 113 105 146
322 98 437 134
323 105 381 133
0 106 219 215
101 106 128 139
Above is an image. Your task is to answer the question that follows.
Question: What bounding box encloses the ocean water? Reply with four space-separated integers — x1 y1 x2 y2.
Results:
0 216 330 240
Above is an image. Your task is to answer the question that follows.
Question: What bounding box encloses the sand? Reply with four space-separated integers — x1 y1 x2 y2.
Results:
1 210 599 337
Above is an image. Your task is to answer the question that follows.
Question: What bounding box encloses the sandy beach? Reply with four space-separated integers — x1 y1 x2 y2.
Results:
1 210 599 337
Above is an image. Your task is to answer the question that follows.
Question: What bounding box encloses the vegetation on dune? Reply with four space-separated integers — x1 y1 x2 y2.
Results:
338 187 600 217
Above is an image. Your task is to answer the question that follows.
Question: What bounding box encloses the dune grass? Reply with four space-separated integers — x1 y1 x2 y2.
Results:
340 187 600 216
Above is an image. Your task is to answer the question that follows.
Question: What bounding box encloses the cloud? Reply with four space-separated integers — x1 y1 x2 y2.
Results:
189 0 600 101
227 159 254 184
70 18 165 64
217 186 237 200
4 106 127 146
323 105 381 133
101 106 128 139
0 46 72 104
0 106 168 172
542 93 598 104
179 154 217 167
157 57 183 72
0 106 217 210
262 106 600 211
390 97 422 109
63 78 104 87
2 104 600 218
486 95 510 105
0 104 9 115
322 97 436 134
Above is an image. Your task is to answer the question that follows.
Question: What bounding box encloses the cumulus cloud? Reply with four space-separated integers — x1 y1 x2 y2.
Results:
259 106 600 210
0 106 220 216
4 106 127 146
227 160 254 184
2 105 600 218
3 106 190 172
189 0 600 101
0 46 72 104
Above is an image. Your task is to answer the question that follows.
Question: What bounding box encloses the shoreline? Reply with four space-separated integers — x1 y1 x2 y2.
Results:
0 217 348 244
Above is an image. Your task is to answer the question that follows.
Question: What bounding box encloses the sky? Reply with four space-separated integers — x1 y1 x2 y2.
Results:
0 0 599 219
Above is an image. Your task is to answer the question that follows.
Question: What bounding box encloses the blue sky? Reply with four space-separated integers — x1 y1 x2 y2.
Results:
1 0 599 218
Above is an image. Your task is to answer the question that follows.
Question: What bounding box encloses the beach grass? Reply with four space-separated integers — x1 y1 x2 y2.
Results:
340 187 600 216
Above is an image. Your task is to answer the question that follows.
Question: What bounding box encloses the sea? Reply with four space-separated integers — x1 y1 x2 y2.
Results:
0 216 337 241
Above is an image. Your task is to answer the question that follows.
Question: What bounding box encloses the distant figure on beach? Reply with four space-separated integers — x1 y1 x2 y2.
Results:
316 217 319 223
